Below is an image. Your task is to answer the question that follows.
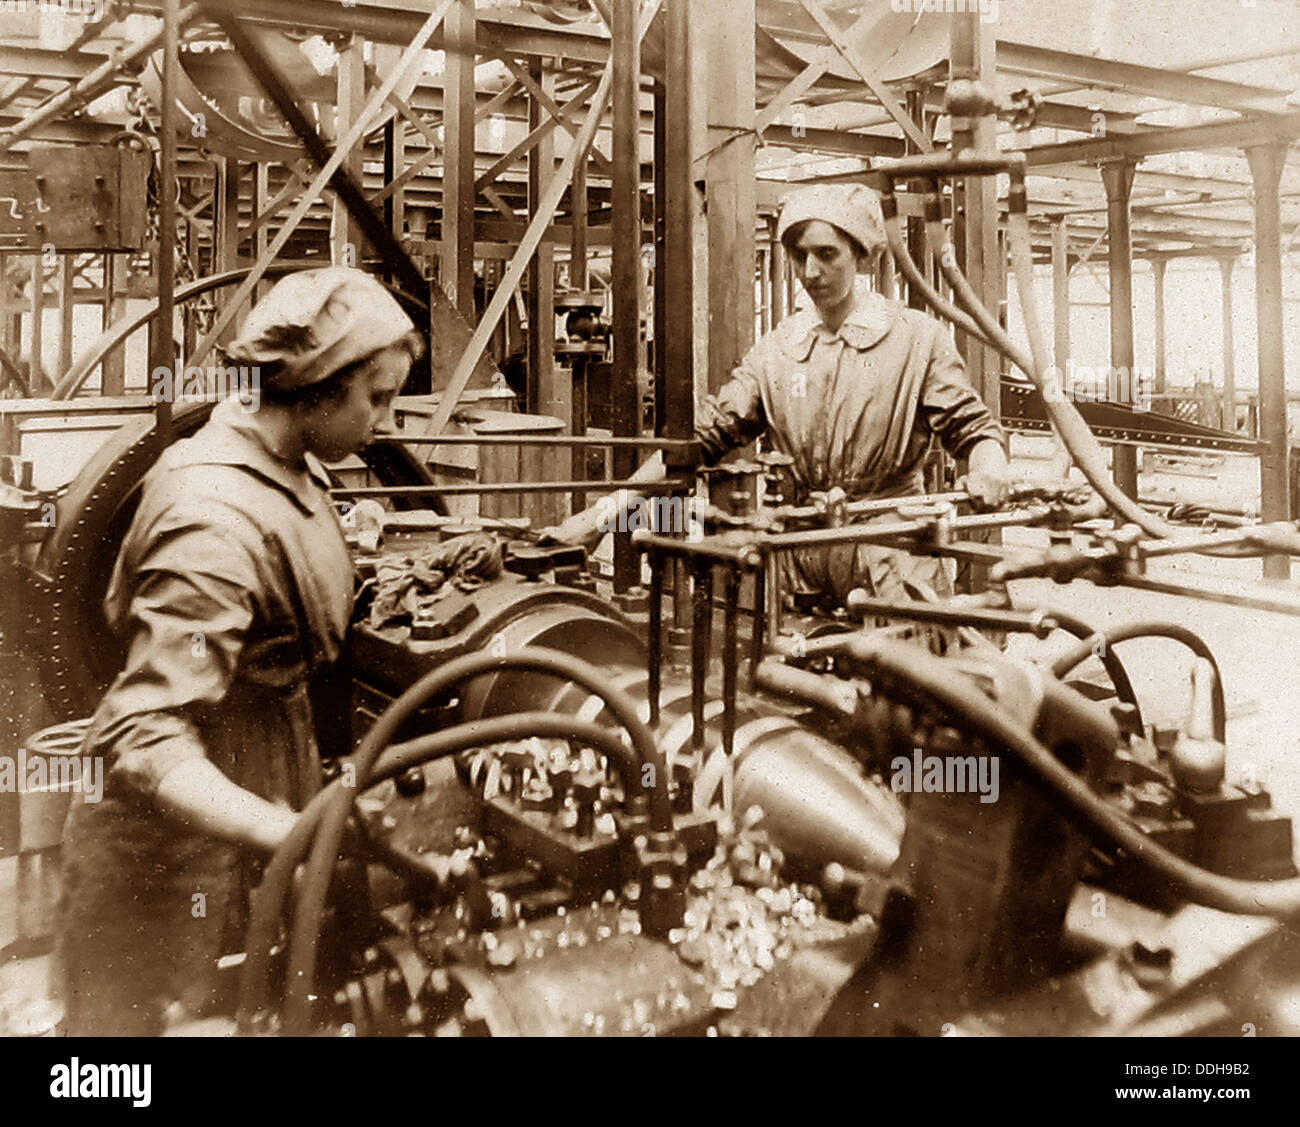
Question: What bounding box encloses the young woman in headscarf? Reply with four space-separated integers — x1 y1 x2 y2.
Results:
548 182 1010 609
56 267 423 1035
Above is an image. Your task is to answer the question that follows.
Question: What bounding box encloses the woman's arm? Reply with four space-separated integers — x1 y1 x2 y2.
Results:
155 759 299 853
92 500 306 853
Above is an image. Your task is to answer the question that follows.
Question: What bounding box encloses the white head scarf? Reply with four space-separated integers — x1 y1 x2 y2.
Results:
776 183 886 260
226 267 422 391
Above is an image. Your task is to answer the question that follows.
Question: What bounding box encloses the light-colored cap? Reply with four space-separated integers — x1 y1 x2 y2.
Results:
226 267 421 391
776 183 886 257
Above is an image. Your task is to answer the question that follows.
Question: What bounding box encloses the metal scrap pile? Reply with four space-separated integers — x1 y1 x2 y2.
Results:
366 533 504 630
668 806 829 1010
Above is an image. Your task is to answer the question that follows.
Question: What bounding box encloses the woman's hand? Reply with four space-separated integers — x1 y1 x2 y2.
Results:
962 439 1012 509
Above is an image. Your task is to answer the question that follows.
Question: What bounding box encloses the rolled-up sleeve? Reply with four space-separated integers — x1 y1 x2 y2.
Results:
693 344 769 464
90 506 261 803
918 324 1007 460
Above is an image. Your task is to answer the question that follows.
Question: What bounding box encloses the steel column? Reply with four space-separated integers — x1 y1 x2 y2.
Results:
1152 257 1167 396
1100 158 1139 498
1217 255 1237 432
1246 143 1291 579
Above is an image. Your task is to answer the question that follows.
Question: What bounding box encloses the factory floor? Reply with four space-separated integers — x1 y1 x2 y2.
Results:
3 451 1298 1035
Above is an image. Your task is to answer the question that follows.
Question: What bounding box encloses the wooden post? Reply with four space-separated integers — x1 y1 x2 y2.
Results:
333 37 366 267
703 0 756 395
442 0 477 319
527 58 557 421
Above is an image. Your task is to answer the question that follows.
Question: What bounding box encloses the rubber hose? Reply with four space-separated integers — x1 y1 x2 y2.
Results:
840 635 1300 920
1049 622 1227 744
239 710 655 1031
284 648 669 1034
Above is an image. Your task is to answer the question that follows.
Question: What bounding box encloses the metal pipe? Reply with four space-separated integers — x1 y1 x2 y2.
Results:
153 0 180 446
722 567 739 756
376 435 697 448
647 549 663 727
333 477 693 497
691 559 712 752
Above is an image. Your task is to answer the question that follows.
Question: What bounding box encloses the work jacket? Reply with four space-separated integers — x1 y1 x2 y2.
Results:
694 290 1006 607
56 399 354 1035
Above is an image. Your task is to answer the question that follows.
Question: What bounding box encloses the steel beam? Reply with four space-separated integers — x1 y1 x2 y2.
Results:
998 41 1292 117
332 38 366 267
1022 111 1300 169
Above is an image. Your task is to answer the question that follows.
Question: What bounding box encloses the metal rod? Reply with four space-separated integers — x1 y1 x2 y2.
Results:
647 549 663 728
332 477 692 498
844 594 1064 637
154 0 179 446
760 508 1050 551
721 567 739 757
375 434 696 447
691 559 712 753
750 559 765 672
611 0 640 595
630 530 762 567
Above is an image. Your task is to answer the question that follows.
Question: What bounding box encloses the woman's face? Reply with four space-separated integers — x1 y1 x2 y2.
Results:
299 346 410 463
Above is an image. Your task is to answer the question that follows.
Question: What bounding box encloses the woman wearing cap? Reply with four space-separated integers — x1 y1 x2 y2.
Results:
56 267 423 1035
549 182 1010 609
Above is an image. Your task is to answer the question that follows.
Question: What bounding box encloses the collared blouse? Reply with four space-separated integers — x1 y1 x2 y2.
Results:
695 290 1006 498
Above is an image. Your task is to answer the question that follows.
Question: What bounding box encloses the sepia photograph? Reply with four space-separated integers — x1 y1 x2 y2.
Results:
0 0 1297 1103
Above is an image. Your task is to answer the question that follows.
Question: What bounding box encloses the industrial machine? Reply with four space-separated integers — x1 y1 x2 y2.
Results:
13 77 1300 1038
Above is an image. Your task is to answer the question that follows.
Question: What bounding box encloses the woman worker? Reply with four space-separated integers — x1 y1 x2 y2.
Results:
549 182 1010 609
56 266 423 1035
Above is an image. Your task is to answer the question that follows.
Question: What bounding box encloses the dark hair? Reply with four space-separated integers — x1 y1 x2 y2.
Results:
260 330 423 409
780 219 871 263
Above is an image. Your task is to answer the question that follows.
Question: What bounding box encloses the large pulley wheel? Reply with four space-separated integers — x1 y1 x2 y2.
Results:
33 402 446 720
